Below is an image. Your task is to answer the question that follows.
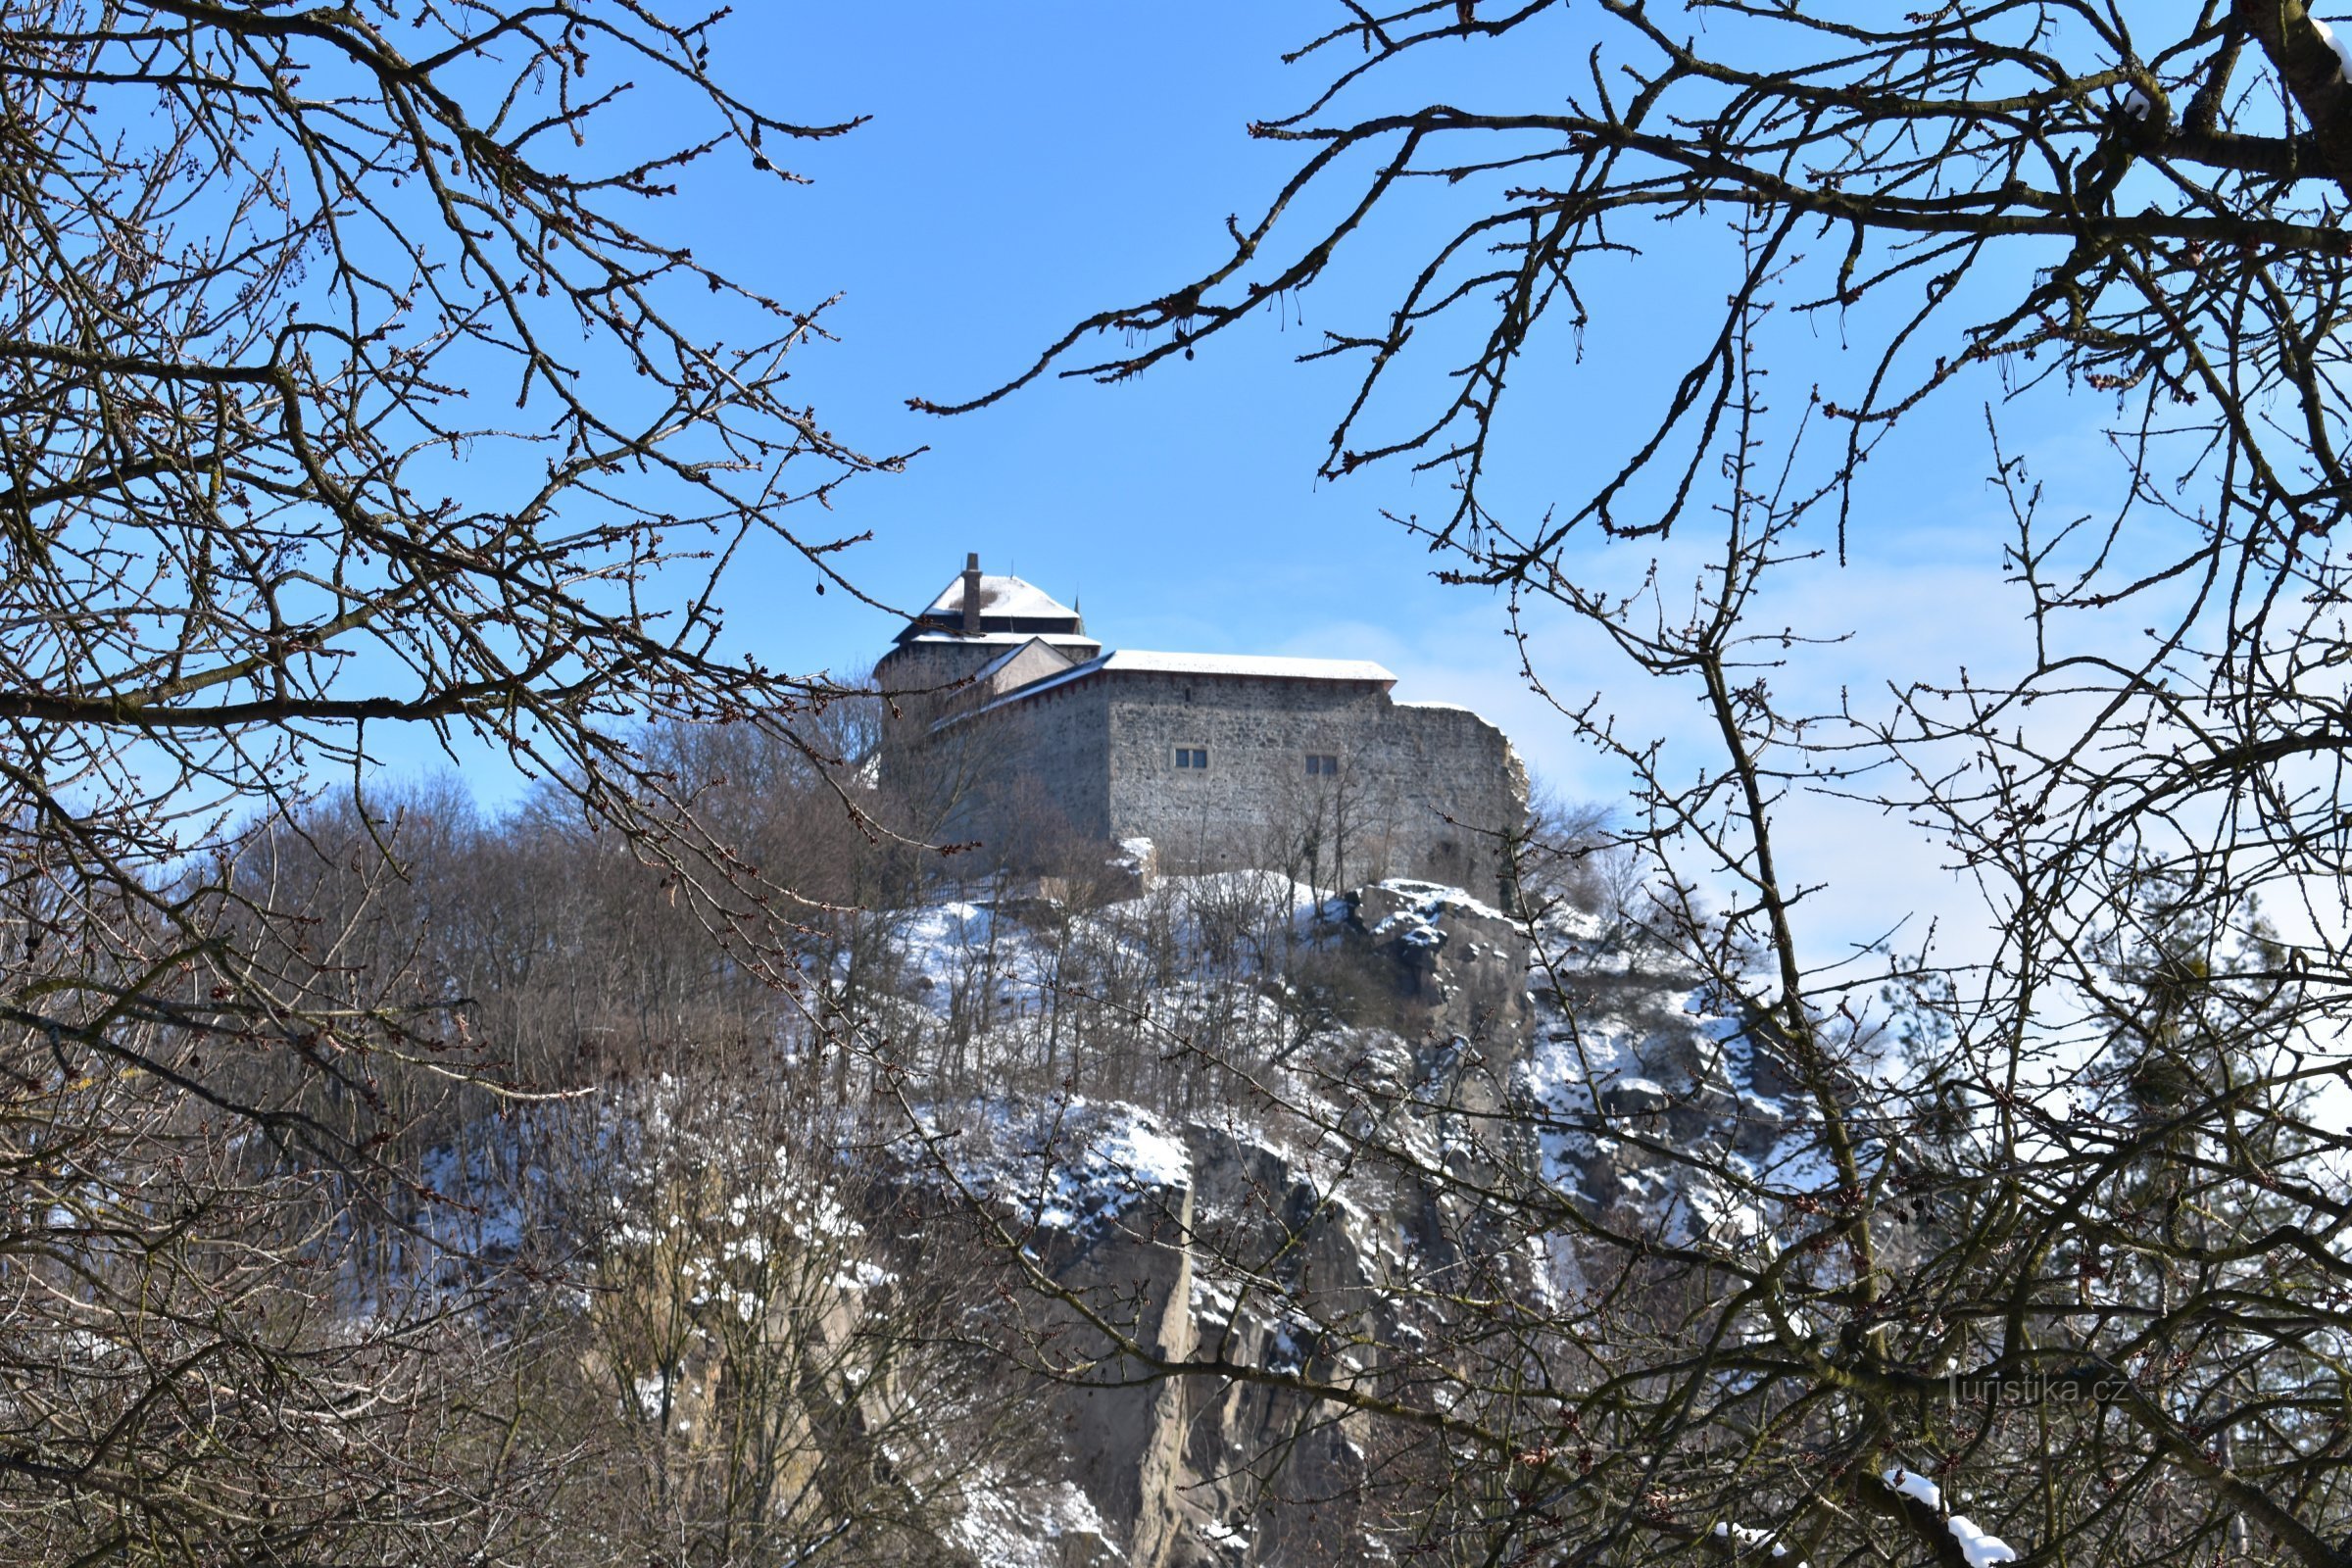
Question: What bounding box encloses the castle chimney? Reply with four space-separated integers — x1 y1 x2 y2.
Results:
960 552 982 635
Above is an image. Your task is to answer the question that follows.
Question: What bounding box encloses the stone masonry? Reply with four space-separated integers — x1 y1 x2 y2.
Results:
876 556 1528 905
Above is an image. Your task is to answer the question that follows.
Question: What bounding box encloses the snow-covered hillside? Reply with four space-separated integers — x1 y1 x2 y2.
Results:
407 862 1820 1568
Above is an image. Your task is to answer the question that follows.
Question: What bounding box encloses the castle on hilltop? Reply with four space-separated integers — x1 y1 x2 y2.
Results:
875 555 1527 904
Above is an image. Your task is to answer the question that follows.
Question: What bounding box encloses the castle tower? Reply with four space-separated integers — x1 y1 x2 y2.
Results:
872 554 1102 779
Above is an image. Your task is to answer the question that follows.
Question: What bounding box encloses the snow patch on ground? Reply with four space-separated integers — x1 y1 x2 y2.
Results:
892 899 1054 1017
414 1141 535 1263
886 868 1348 1028
948 1479 1120 1567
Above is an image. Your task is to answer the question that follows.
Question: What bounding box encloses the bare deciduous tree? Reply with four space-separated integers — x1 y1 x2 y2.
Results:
1 2 895 1559
930 6 2352 1566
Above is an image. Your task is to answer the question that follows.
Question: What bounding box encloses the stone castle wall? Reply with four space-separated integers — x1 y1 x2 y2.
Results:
929 677 1114 851
1099 674 1523 903
874 637 1093 786
883 646 1526 906
874 638 1006 700
998 679 1115 843
872 641 1002 768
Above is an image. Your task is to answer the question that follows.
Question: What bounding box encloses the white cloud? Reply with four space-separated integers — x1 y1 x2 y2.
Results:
1275 533 2041 970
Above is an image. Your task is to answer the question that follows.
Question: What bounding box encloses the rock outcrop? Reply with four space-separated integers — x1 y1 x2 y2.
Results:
943 878 1556 1567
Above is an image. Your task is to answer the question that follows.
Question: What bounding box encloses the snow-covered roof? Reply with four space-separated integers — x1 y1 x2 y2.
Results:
897 630 1102 649
921 572 1079 622
1094 650 1396 683
940 648 1396 727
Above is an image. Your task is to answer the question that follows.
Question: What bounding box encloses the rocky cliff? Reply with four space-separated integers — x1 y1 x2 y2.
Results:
876 874 1798 1568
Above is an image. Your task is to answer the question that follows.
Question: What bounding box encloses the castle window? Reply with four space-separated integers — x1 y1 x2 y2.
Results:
1175 747 1207 769
1305 753 1340 775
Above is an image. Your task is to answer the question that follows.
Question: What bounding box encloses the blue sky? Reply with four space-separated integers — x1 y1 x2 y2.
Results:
682 8 2042 714
383 4 2131 956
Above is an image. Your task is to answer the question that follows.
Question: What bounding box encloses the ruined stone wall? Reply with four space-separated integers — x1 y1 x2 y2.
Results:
1102 674 1525 905
1368 698 1529 904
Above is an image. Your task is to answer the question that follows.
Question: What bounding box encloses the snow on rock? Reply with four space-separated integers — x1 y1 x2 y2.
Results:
1361 878 1509 935
1373 905 1446 951
1110 835 1158 885
1093 1112 1191 1193
829 1258 899 1292
941 1097 1193 1239
1523 943 1851 1260
1353 879 1534 1044
1600 1075 1672 1115
1198 1516 1251 1557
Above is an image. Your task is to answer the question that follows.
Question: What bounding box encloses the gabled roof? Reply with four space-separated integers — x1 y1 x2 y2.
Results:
920 573 1079 623
969 636 1074 685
